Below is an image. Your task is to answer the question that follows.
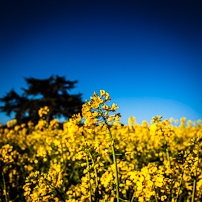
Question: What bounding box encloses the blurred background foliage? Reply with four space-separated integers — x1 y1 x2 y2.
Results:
0 75 84 124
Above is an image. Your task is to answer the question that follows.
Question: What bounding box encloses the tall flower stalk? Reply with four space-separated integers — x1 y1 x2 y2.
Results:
99 108 120 202
82 90 121 202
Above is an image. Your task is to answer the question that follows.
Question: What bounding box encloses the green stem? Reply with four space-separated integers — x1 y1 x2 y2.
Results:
54 187 66 202
162 131 173 201
99 109 120 202
192 179 196 202
175 169 184 202
2 171 8 202
162 132 171 169
119 197 128 201
191 140 200 202
86 155 93 202
82 133 99 200
153 182 158 202
87 147 98 188
130 187 137 202
191 138 200 202
195 141 201 201
166 147 171 169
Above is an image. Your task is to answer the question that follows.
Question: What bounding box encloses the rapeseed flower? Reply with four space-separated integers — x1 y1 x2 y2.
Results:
1 89 202 202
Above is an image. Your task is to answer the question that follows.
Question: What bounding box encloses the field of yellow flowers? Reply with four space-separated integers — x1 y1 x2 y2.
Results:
0 90 202 202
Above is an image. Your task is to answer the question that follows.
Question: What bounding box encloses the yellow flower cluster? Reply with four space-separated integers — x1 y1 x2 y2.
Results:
6 119 17 128
0 90 202 202
82 90 121 127
0 144 15 164
49 118 59 129
23 163 63 202
38 106 49 118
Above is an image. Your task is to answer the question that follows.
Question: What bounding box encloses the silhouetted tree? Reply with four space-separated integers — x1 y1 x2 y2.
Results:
0 75 84 124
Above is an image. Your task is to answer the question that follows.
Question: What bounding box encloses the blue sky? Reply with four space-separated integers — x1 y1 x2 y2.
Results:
0 0 202 125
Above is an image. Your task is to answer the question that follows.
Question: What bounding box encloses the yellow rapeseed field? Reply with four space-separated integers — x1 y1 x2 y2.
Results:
0 90 202 202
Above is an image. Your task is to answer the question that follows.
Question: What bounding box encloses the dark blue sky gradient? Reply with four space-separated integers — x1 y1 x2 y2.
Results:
0 0 202 124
